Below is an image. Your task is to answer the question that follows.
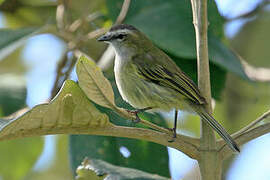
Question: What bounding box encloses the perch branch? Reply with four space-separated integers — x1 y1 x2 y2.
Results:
190 0 215 150
0 121 199 159
190 0 221 179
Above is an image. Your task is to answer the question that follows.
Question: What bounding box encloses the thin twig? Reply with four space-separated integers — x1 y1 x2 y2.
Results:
96 0 131 70
50 53 76 99
115 0 131 25
51 53 67 99
241 59 270 82
220 121 270 159
56 4 65 30
234 109 270 137
69 12 102 32
218 109 270 157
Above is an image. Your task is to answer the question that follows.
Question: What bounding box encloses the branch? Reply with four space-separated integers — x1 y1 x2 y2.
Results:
96 0 131 70
241 59 270 82
0 80 199 159
218 109 270 158
190 0 221 179
234 109 270 137
115 0 131 25
190 0 215 150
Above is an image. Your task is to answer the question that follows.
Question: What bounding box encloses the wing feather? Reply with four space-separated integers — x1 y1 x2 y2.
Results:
133 55 205 104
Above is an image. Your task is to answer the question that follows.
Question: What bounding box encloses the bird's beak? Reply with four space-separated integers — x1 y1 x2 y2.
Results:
97 34 112 42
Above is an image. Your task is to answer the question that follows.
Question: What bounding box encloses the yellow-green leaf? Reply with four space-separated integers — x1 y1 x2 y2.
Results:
76 55 116 109
76 158 170 180
0 80 110 141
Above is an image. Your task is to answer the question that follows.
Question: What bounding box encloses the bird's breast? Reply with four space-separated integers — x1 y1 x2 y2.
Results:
114 55 186 111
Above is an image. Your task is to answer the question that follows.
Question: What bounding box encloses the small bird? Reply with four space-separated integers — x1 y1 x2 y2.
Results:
97 24 240 152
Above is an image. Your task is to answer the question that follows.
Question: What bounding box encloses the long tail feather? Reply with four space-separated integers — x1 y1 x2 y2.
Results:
193 105 240 152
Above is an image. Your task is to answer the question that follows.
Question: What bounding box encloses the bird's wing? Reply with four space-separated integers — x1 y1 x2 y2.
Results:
132 54 205 105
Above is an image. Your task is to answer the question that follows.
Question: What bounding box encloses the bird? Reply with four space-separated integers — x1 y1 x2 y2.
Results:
97 24 240 152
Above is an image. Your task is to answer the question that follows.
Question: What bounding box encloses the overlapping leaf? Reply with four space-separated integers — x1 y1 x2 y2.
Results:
72 56 170 177
76 158 170 180
0 80 109 141
76 56 116 109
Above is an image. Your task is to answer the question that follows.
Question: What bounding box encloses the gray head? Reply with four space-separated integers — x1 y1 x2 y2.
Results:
97 24 152 55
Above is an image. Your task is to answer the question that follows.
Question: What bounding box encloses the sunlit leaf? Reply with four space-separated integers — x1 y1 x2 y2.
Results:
70 63 170 178
76 158 170 180
76 56 116 109
0 80 109 141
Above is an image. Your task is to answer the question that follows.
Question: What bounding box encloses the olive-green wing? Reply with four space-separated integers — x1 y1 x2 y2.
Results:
133 55 205 104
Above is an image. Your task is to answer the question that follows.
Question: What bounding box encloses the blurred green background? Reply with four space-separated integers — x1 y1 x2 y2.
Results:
0 0 269 179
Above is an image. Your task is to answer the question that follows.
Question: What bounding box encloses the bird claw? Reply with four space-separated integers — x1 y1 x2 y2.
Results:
126 109 141 123
126 107 152 123
167 127 177 143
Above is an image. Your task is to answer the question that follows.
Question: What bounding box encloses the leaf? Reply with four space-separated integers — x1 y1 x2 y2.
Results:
0 27 37 60
69 113 170 177
76 158 170 180
0 74 26 115
0 80 109 141
70 77 170 178
76 56 116 109
106 0 249 79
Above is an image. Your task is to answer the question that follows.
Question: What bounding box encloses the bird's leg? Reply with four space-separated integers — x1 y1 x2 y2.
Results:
127 107 153 123
168 110 178 142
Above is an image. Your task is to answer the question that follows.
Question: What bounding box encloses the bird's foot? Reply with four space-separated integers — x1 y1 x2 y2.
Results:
167 127 177 143
126 107 152 123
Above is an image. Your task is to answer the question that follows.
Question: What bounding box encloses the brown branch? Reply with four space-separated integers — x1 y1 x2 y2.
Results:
220 122 270 159
56 4 65 30
0 122 199 159
115 0 131 25
190 0 221 179
241 59 270 82
219 109 270 159
234 109 270 137
96 0 131 70
190 0 215 150
50 53 76 99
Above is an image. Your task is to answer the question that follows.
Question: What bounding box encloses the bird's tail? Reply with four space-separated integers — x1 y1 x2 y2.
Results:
192 105 240 152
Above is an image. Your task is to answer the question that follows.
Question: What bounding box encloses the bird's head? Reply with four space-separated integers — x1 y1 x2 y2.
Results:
97 24 152 55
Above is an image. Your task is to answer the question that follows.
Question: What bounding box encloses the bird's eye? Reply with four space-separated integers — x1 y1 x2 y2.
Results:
116 34 126 40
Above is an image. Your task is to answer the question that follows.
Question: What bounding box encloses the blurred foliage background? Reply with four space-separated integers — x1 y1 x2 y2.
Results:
0 0 269 179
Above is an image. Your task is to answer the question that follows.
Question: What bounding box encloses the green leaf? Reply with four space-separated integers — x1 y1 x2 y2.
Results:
76 56 116 109
0 137 43 180
0 75 26 116
71 57 170 177
69 83 170 177
0 80 109 141
69 111 170 178
105 0 248 79
76 158 170 180
0 27 37 60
